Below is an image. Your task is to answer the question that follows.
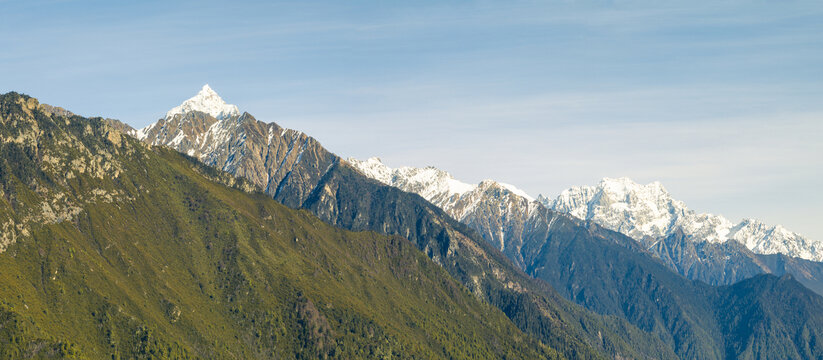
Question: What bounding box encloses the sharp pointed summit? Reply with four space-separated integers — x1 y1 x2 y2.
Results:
165 84 240 120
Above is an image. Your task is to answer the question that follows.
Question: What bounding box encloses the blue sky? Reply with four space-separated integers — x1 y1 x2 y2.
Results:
2 1 822 240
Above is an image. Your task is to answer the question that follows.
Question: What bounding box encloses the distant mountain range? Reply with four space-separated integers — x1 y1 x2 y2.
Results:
350 158 821 263
15 84 820 359
348 157 823 294
548 177 822 262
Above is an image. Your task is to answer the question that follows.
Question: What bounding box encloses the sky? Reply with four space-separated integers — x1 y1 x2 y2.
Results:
2 0 822 240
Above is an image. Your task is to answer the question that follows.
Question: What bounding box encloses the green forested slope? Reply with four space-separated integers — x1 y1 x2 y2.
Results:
0 92 555 359
715 274 823 359
517 208 823 360
110 97 676 359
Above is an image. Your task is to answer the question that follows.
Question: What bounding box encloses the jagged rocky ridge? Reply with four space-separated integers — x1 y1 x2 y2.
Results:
116 85 823 359
348 157 536 255
133 85 334 209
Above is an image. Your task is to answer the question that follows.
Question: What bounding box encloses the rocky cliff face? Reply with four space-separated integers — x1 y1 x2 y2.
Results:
0 94 134 253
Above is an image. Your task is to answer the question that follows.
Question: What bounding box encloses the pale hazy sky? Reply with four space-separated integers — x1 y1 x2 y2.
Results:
2 1 822 240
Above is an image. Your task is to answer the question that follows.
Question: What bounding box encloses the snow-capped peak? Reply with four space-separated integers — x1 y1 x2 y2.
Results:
553 177 687 239
550 177 822 261
164 84 240 120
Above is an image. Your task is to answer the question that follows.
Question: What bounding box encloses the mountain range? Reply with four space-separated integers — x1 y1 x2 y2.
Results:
347 157 823 358
548 177 822 262
3 85 823 359
133 85 823 358
350 158 821 262
115 84 671 359
348 157 823 295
